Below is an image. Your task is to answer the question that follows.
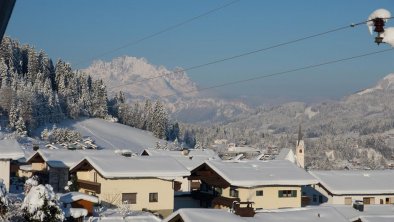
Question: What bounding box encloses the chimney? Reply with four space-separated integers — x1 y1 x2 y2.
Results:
182 148 190 156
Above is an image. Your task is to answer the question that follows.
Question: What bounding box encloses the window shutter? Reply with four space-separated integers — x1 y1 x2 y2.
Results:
278 190 283 197
292 190 297 197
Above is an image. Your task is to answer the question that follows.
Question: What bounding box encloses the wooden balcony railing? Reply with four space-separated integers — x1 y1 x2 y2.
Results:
77 179 101 194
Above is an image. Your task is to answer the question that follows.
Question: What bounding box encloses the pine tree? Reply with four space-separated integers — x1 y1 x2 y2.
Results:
183 129 196 148
8 101 18 130
152 100 168 139
166 122 180 141
0 180 8 219
142 99 153 130
68 174 79 192
15 117 27 136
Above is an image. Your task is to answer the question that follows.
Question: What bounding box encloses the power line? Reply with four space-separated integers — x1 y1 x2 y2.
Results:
2 48 392 123
160 48 394 98
74 0 240 67
109 21 367 90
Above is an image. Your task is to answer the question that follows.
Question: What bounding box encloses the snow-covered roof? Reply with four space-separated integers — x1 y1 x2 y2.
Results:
59 192 99 204
254 206 349 222
310 170 394 195
202 160 318 187
26 149 119 168
275 148 293 160
360 215 394 222
0 139 25 160
142 148 219 170
71 155 190 179
227 146 260 153
164 207 349 222
90 209 161 222
91 215 161 222
163 209 244 222
330 204 394 222
63 207 88 218
19 164 33 171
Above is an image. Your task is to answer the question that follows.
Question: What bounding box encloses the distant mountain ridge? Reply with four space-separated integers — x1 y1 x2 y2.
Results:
83 56 253 123
355 73 394 96
83 56 199 99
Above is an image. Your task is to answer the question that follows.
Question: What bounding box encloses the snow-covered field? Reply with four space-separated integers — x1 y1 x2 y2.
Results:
36 118 165 153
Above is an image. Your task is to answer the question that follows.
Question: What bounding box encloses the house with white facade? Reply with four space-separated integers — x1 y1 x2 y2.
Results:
141 148 219 192
70 155 190 217
0 139 25 191
309 170 394 205
189 160 318 210
21 149 122 192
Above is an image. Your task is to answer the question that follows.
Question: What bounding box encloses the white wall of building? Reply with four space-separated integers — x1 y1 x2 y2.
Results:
0 160 10 192
313 183 394 205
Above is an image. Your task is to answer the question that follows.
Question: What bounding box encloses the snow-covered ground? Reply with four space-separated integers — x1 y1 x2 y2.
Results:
36 118 167 153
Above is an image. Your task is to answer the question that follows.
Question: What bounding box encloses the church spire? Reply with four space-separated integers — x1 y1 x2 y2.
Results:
296 124 305 168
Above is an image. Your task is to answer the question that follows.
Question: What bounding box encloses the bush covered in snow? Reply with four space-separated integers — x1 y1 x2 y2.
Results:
22 177 64 222
45 128 82 144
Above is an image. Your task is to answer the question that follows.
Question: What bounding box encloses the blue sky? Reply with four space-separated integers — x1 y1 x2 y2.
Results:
6 0 394 105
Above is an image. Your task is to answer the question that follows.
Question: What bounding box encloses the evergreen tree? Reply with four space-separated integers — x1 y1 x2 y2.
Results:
15 117 27 136
68 174 79 192
183 129 196 148
142 100 153 130
0 180 8 220
152 100 168 139
166 122 180 141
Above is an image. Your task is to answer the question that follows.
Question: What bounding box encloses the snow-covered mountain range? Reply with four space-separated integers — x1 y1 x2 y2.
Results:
83 56 252 123
83 56 198 99
356 73 394 95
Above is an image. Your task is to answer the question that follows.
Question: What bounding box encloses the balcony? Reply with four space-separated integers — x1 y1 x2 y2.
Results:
212 196 240 208
77 179 101 194
191 190 215 201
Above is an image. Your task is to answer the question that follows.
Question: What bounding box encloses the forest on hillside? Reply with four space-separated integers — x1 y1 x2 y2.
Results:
0 37 185 144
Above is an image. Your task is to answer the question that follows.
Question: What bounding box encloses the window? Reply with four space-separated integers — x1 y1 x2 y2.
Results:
200 182 212 192
215 187 222 195
363 197 374 205
93 172 97 182
149 193 158 202
122 193 137 204
278 190 297 198
256 190 264 196
230 187 239 198
299 149 302 153
313 194 317 202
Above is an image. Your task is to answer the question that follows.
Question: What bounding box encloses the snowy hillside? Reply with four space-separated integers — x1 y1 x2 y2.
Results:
59 118 167 153
356 73 394 95
185 73 394 170
83 56 253 123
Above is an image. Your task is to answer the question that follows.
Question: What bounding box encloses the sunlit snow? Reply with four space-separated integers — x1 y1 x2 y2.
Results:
382 27 394 47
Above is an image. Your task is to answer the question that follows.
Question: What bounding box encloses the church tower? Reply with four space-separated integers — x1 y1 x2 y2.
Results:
296 124 305 168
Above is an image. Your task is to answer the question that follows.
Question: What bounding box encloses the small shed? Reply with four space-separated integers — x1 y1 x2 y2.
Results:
59 192 99 216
